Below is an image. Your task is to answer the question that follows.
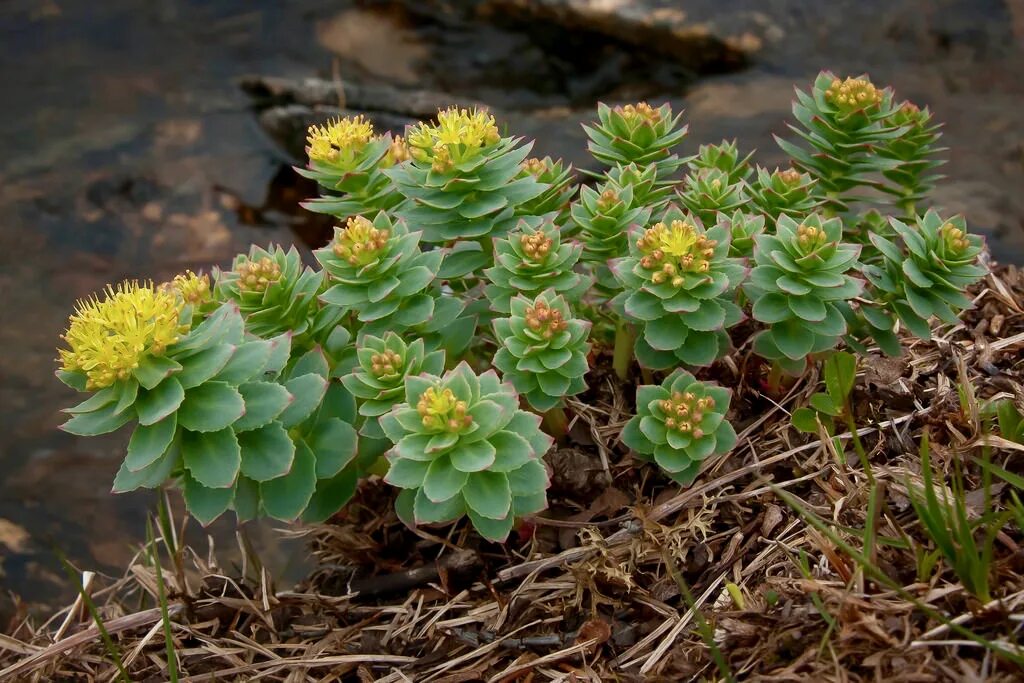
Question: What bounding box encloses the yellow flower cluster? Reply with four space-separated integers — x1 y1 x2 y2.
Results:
940 222 970 253
637 219 717 283
416 386 473 432
795 223 827 252
520 231 552 262
170 270 211 305
332 215 390 266
306 115 375 165
617 101 661 126
235 256 282 293
59 281 184 390
408 107 500 172
524 299 566 339
824 77 882 112
659 391 715 437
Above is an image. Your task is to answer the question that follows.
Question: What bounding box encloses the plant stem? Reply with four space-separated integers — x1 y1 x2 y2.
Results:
843 401 874 485
542 406 569 442
612 319 634 381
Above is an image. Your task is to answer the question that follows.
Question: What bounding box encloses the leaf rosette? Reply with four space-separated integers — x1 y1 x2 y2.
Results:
621 369 737 485
492 291 591 412
610 206 746 369
483 217 590 315
745 213 863 374
380 363 553 542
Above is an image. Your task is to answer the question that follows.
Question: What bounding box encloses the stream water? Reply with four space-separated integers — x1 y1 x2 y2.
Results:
1 0 1023 610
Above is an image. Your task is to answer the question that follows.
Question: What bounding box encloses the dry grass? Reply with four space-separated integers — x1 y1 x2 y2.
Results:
3 264 1024 682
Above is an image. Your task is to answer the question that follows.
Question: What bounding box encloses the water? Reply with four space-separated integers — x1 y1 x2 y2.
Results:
1 0 1023 610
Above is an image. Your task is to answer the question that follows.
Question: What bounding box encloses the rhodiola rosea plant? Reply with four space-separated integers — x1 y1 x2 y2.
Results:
55 73 989 542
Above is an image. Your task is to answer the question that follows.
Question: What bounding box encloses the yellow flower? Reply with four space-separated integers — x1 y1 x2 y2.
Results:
824 77 883 112
332 215 390 266
59 281 184 390
407 107 500 170
169 270 211 305
416 386 472 432
636 220 717 281
306 115 375 165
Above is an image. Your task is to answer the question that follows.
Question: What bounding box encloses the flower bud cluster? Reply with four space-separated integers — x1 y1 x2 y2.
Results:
332 215 390 266
236 256 283 293
417 386 473 433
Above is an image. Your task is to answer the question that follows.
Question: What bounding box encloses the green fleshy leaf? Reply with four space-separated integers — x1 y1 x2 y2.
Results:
177 382 245 433
112 446 179 492
464 470 512 520
176 344 235 389
771 320 815 360
238 422 296 481
260 441 317 521
278 374 328 427
216 340 273 384
61 402 134 436
64 386 118 414
181 427 241 488
653 444 692 473
620 417 652 454
135 377 186 427
512 491 548 517
488 430 534 472
302 467 360 523
465 399 509 440
450 440 497 472
413 487 466 524
134 355 183 390
56 370 88 391
306 418 359 478
751 292 792 324
714 420 738 454
234 381 292 432
644 316 687 352
395 488 417 528
687 299 726 332
112 378 139 415
233 476 260 522
468 509 514 542
385 457 430 488
291 347 330 380
183 472 234 526
125 415 177 471
506 459 548 496
423 455 469 503
675 330 723 366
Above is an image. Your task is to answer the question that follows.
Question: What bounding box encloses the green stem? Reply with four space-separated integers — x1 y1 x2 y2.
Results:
542 406 569 442
843 400 874 485
900 198 917 219
613 319 634 382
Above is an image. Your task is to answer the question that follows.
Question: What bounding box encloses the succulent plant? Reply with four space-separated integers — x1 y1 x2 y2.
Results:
380 363 553 542
877 101 945 215
777 72 903 212
677 168 749 227
715 210 766 260
584 101 689 178
298 115 407 221
215 244 343 351
492 291 591 412
386 107 546 249
621 369 737 485
59 288 361 525
855 210 987 353
483 217 589 315
315 212 443 334
610 206 746 369
606 162 676 210
747 166 823 222
687 139 753 184
745 214 863 375
570 181 652 298
341 333 445 440
515 156 577 223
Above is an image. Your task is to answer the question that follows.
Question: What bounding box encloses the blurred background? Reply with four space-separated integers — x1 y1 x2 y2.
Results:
1 0 1022 609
